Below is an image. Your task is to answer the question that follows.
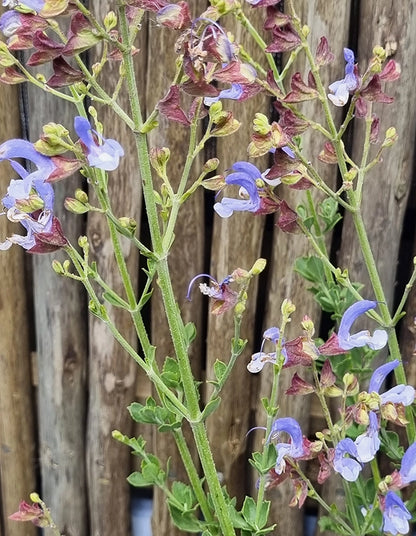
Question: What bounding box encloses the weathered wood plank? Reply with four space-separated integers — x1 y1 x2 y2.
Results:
26 81 89 536
251 2 352 534
0 82 36 536
204 6 269 505
144 3 206 534
86 3 143 536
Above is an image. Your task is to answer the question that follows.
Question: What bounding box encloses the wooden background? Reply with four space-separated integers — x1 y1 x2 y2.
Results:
1 1 416 535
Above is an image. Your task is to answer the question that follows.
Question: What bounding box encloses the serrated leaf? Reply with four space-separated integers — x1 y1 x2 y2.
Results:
128 470 152 487
168 504 203 533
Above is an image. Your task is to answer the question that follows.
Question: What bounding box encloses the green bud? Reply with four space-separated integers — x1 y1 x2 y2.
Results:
211 114 240 137
301 25 310 38
202 175 225 191
36 73 47 84
234 301 246 316
249 258 267 275
150 147 170 179
29 492 41 504
253 113 271 135
75 188 89 204
382 127 398 147
373 45 387 61
281 298 296 317
63 260 71 272
209 100 223 122
0 42 17 67
118 217 137 233
52 260 64 275
64 197 89 214
104 11 118 31
15 194 44 213
301 315 315 337
78 235 89 249
203 158 220 173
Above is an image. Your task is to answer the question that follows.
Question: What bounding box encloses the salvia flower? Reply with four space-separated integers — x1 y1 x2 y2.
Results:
333 438 362 482
337 300 388 351
399 442 416 485
74 116 124 171
328 48 359 106
354 410 380 463
2 0 45 12
247 326 286 373
268 417 305 474
186 272 238 314
368 360 415 407
382 491 412 536
204 83 243 106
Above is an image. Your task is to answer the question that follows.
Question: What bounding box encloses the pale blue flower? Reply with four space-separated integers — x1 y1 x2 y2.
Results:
355 411 380 463
333 438 362 482
328 48 359 106
214 161 262 218
382 491 411 536
338 300 388 351
269 417 305 474
247 327 288 373
2 0 44 12
399 442 416 485
204 84 243 106
368 360 415 406
74 116 124 171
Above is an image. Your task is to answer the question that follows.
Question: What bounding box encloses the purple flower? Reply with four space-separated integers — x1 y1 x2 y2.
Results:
333 438 362 482
0 138 55 250
269 417 305 474
186 272 238 314
0 10 20 36
382 491 411 536
328 48 359 106
338 300 388 351
368 360 415 406
355 411 380 463
399 442 416 485
204 84 243 106
2 0 45 12
214 161 262 218
247 327 287 373
74 116 124 171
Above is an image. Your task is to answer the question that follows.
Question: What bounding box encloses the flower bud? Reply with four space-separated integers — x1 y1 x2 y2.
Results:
64 197 89 214
29 493 41 504
281 298 296 317
150 147 170 179
249 258 267 275
15 194 44 213
118 217 137 233
75 188 89 204
104 11 118 31
301 315 315 337
78 236 89 249
203 158 220 173
234 301 246 316
382 127 398 147
52 260 65 275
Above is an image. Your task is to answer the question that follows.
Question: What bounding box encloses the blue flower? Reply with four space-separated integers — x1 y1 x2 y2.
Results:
268 417 305 474
214 161 262 218
0 138 55 250
399 442 416 485
333 438 362 482
3 0 45 12
186 273 238 314
355 411 380 463
368 360 415 406
74 116 124 171
204 83 243 106
328 48 359 106
338 300 388 351
382 491 411 536
247 327 287 373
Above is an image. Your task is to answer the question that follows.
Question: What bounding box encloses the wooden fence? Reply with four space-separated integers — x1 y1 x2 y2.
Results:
0 1 416 536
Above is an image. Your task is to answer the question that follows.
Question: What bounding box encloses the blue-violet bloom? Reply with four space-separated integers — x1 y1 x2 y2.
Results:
382 491 412 536
2 0 45 12
338 300 388 351
399 442 416 485
204 83 243 106
333 438 362 482
328 48 359 106
355 411 380 463
74 116 124 171
268 417 305 474
368 360 415 406
247 327 287 373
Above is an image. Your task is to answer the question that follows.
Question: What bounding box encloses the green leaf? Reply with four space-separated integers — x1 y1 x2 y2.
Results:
249 445 276 475
161 357 181 389
214 359 227 383
200 397 221 420
128 471 152 487
380 429 404 460
241 496 257 525
168 504 203 532
184 322 197 346
257 501 271 529
102 291 129 308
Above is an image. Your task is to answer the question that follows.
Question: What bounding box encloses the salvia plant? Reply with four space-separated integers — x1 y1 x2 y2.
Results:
0 0 415 535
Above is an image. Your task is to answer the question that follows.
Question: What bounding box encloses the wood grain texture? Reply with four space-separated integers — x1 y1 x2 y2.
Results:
26 78 89 536
251 2 352 534
0 81 36 536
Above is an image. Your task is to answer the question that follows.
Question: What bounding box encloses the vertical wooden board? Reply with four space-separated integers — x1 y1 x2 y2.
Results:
25 81 89 535
204 7 269 504
0 82 36 536
86 3 144 536
338 2 416 308
144 4 206 535
251 2 352 534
